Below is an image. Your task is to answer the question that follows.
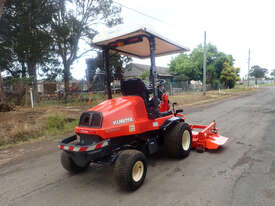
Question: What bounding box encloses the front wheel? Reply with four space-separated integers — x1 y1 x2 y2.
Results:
165 122 192 158
114 150 147 191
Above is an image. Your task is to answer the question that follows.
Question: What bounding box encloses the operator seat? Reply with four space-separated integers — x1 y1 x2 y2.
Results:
120 78 171 119
120 78 153 115
120 78 150 103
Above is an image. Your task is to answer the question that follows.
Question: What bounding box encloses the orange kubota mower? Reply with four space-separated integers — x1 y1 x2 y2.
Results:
58 27 228 191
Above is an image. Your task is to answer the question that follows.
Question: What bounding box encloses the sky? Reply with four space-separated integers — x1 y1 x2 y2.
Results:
71 0 275 79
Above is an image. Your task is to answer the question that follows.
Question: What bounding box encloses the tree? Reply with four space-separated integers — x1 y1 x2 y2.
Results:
169 43 235 88
0 38 14 103
140 70 149 81
169 53 200 82
0 0 59 100
249 65 268 78
51 0 122 99
111 56 131 80
86 52 132 82
271 69 275 79
220 58 240 88
0 0 7 104
0 0 5 17
191 44 234 86
249 65 268 84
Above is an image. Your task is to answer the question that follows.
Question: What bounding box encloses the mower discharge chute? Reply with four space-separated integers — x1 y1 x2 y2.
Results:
58 27 228 191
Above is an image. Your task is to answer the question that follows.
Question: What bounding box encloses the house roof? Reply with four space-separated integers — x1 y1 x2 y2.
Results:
124 63 172 78
93 26 189 59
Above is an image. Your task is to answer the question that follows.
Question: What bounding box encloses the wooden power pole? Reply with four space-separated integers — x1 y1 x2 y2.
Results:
248 48 250 87
203 31 207 95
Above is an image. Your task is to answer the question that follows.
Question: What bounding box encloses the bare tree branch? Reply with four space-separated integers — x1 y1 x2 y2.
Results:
76 49 95 60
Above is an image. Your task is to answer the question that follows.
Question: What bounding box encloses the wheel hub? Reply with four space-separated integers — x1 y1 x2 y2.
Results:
182 130 190 151
132 161 144 182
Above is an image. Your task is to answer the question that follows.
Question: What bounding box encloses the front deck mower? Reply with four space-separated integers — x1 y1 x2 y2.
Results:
58 27 228 191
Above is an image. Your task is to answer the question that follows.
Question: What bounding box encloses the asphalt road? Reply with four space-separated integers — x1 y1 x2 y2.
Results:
1 86 275 206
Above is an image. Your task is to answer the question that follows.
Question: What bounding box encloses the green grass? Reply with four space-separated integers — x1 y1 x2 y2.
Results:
219 86 257 93
46 114 78 135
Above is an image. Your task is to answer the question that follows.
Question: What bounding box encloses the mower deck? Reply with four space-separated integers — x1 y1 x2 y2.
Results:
191 121 228 151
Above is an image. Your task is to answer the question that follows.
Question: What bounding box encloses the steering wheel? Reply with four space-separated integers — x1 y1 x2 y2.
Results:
146 79 166 89
156 79 166 87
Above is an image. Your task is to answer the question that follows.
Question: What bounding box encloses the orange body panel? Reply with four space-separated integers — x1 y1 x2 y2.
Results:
75 96 173 139
74 96 228 150
159 93 170 112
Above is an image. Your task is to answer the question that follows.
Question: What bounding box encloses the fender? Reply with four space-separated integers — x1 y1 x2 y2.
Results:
159 116 184 131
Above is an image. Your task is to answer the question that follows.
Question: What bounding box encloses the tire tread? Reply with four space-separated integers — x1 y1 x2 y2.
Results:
165 122 192 158
114 150 147 191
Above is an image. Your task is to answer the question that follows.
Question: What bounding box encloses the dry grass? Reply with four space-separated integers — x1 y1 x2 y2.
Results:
0 93 109 148
0 87 257 148
0 106 86 147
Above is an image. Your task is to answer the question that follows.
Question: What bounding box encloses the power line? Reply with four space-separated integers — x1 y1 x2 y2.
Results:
113 1 168 25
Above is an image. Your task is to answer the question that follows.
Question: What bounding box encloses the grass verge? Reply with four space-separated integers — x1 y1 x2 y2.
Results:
0 107 81 149
0 86 259 149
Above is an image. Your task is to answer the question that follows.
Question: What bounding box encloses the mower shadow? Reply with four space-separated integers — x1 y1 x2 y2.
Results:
60 146 227 194
64 163 117 191
206 145 227 154
146 147 185 167
58 149 180 194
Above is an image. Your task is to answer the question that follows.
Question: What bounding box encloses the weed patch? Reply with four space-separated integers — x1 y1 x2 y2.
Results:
46 114 78 135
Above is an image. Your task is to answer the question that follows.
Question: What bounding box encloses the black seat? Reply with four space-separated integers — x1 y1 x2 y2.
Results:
120 78 149 103
121 78 171 119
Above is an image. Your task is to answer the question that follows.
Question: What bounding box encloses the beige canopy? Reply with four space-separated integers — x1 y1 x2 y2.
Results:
92 27 189 59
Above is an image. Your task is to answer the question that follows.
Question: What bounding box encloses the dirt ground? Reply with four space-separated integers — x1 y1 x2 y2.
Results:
1 86 275 206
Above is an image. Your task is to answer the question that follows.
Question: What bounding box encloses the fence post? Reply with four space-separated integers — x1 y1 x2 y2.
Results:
30 88 34 109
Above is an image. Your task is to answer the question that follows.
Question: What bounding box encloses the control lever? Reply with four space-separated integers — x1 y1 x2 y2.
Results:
175 109 183 114
172 102 177 114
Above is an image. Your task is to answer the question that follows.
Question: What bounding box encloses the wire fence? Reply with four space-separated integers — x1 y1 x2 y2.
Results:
164 81 212 95
3 78 275 107
164 79 275 95
241 79 275 87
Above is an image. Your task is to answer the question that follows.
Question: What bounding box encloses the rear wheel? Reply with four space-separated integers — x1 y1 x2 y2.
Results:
114 150 147 191
60 151 89 173
165 122 192 158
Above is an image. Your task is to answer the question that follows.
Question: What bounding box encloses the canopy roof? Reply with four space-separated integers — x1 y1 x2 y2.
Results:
92 27 189 59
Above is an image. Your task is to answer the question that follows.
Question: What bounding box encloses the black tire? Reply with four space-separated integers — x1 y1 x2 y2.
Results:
165 122 192 158
60 151 89 174
114 150 147 191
